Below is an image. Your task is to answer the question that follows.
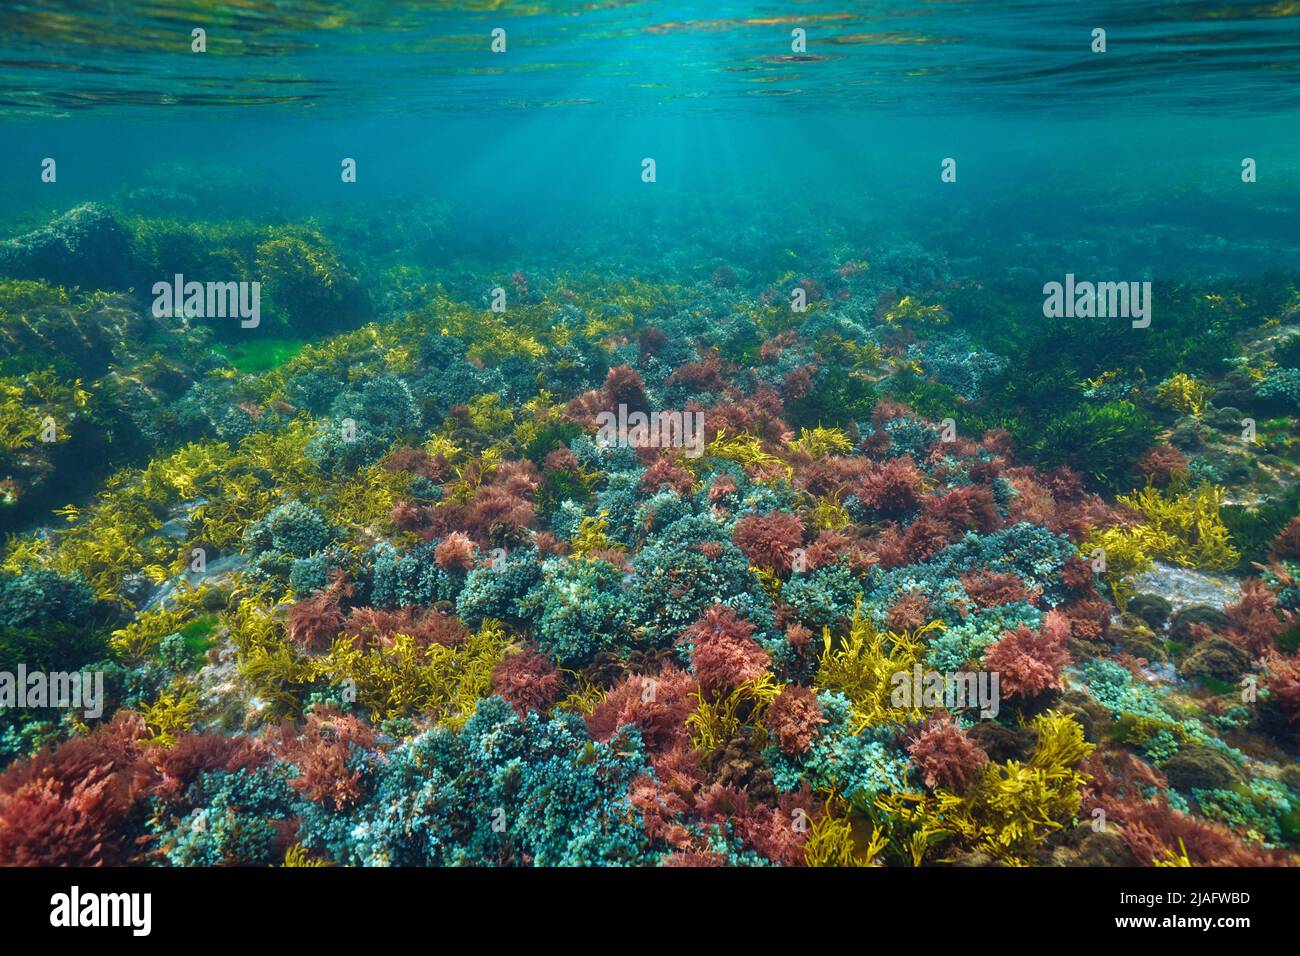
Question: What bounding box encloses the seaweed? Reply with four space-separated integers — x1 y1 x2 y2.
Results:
0 196 1296 870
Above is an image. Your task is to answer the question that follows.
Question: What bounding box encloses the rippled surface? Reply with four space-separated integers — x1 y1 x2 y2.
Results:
2 1 1300 116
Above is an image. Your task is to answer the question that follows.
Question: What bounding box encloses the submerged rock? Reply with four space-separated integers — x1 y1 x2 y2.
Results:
0 203 134 289
1107 611 1168 663
966 720 1035 764
1182 635 1251 681
143 553 246 611
1168 603 1232 644
1162 745 1243 791
1051 830 1142 867
1131 562 1241 613
1127 593 1172 630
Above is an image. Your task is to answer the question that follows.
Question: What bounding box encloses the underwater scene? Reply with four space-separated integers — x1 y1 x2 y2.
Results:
0 0 1298 878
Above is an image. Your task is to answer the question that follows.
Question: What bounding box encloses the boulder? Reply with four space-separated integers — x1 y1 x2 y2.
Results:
1128 593 1172 630
0 203 133 289
1182 635 1251 682
1168 604 1230 645
1162 745 1243 792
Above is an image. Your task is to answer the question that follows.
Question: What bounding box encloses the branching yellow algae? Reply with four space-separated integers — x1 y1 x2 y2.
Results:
814 606 940 733
874 711 1094 865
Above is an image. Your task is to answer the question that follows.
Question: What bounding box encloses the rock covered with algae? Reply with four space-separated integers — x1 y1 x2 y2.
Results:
0 200 1297 870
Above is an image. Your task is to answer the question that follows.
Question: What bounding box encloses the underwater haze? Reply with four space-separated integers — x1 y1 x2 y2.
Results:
2 1 1300 275
0 1 1298 873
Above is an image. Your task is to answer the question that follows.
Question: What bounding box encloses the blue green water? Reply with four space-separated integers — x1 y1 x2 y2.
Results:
1 1 1298 278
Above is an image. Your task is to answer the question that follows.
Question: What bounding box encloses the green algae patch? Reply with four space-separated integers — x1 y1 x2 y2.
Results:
179 613 220 659
218 332 312 369
215 337 307 373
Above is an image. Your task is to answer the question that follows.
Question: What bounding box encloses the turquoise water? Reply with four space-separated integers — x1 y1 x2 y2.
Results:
4 1 1300 116
1 1 1298 277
